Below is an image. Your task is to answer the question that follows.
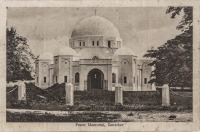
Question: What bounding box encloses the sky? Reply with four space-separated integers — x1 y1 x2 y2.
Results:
7 7 183 59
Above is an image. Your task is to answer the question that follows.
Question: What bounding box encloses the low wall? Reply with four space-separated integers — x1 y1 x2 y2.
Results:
123 91 162 105
74 90 162 106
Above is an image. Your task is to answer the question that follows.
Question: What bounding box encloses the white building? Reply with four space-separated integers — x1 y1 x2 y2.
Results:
35 15 155 91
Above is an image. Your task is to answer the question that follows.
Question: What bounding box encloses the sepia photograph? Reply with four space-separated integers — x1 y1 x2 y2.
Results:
6 7 193 123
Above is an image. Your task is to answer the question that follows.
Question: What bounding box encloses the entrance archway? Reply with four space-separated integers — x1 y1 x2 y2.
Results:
87 69 104 90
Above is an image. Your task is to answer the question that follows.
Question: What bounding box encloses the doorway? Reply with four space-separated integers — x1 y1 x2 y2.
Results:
87 69 104 90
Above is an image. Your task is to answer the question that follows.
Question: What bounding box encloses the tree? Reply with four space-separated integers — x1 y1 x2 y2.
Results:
144 7 192 87
7 27 35 82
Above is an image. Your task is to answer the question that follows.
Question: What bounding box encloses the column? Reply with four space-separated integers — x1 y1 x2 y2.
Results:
138 65 142 91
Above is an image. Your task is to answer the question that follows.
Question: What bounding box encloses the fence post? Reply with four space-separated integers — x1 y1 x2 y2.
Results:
162 84 170 106
65 83 74 106
115 84 123 105
18 80 26 101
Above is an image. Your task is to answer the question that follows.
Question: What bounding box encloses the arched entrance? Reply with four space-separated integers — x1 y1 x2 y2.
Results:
87 69 104 90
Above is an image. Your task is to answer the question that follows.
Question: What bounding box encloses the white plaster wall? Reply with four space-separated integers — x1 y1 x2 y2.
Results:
112 65 119 88
35 60 39 87
79 64 112 91
141 62 152 91
58 55 73 84
118 55 134 90
72 65 80 90
38 60 51 89
53 56 59 84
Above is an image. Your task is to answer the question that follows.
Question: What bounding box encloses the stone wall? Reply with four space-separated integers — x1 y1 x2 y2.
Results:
74 90 162 106
123 91 162 105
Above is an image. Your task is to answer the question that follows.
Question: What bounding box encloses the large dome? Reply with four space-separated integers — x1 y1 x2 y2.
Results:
114 47 136 56
71 16 120 38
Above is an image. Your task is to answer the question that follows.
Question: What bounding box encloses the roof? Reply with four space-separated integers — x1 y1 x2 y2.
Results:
71 16 121 38
58 47 76 56
39 53 53 60
114 47 136 56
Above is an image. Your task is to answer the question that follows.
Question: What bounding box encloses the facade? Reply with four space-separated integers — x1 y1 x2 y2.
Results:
35 15 155 91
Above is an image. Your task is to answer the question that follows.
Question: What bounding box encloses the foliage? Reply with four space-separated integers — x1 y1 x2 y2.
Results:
7 27 35 82
144 7 192 87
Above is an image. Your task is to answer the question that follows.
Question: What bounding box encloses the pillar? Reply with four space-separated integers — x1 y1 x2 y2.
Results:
49 69 52 87
162 84 170 106
18 81 26 101
138 65 142 91
152 82 156 91
65 83 74 105
115 84 123 105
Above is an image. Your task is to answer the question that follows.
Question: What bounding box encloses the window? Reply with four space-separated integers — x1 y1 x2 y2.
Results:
134 77 135 83
55 59 58 64
124 61 126 64
92 41 95 46
83 41 85 46
144 78 147 84
117 41 121 47
75 73 79 83
79 42 81 46
44 77 46 83
97 41 99 46
56 76 57 83
92 56 99 60
64 76 67 83
124 76 127 84
108 41 111 48
37 77 38 83
112 73 116 83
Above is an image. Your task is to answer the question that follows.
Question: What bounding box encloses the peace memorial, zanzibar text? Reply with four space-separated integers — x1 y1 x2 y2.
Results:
76 123 124 127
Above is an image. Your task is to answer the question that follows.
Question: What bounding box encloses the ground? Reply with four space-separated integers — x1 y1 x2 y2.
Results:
7 109 192 122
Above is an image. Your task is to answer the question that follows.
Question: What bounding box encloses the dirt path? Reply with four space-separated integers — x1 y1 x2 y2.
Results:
7 109 192 122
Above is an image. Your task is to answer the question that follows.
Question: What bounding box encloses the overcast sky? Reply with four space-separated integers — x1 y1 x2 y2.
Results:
7 7 183 59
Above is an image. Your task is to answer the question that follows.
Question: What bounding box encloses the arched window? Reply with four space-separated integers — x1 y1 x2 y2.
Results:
112 73 116 83
124 76 127 84
92 56 99 60
75 73 79 83
64 76 67 83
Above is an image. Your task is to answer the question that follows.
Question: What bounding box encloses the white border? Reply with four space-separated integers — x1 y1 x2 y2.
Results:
0 0 199 131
